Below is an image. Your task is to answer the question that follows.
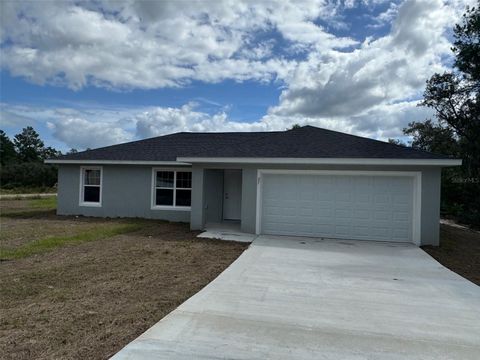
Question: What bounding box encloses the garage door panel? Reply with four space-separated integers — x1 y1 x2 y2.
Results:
353 210 371 220
353 226 372 237
261 174 414 243
299 207 314 217
393 228 409 239
318 192 335 201
393 212 409 221
315 224 334 234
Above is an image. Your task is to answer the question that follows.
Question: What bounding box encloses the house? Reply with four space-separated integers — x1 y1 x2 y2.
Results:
46 125 461 246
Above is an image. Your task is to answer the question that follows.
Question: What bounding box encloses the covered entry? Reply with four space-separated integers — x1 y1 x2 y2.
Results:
203 169 243 225
258 170 420 244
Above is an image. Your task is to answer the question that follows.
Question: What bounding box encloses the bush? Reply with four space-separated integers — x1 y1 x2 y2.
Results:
441 171 480 228
0 162 58 188
458 209 480 229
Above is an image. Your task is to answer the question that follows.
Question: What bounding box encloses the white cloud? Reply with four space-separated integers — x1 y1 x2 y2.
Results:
0 103 136 149
1 102 269 149
268 0 468 133
0 0 357 90
1 98 435 151
47 118 131 149
0 0 474 150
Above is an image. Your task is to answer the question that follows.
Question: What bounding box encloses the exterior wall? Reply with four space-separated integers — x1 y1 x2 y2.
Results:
420 167 442 246
194 163 444 246
57 164 190 222
204 169 224 224
190 166 204 230
58 162 444 246
241 169 257 233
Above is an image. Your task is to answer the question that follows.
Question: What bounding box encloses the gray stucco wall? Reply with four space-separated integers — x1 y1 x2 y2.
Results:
241 169 258 233
57 164 190 222
420 167 442 246
193 163 445 246
58 162 444 246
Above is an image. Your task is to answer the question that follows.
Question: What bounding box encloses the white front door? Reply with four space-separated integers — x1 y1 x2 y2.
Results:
223 169 242 220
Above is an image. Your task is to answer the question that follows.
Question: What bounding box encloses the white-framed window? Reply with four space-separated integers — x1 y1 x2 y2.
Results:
79 166 102 207
151 168 192 210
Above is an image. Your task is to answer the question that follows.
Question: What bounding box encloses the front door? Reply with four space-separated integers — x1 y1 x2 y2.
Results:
223 169 242 220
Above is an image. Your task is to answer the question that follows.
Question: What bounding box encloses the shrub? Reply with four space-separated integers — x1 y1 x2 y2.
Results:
0 162 58 188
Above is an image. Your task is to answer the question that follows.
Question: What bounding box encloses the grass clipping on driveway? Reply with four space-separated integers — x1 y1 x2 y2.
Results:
1 223 142 260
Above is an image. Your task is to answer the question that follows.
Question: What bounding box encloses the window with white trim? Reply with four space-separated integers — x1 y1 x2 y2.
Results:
153 170 192 208
80 167 102 206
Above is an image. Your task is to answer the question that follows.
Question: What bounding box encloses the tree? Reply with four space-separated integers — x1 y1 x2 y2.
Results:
13 126 45 162
403 3 480 226
403 120 459 156
387 138 407 147
0 130 17 166
42 146 62 160
1 126 62 190
289 123 301 129
419 4 479 176
67 148 78 154
453 5 480 82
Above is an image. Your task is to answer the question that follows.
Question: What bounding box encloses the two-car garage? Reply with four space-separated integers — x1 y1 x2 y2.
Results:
258 171 420 244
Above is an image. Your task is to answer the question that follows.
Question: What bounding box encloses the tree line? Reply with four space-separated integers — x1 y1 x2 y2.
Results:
390 4 479 227
0 126 77 190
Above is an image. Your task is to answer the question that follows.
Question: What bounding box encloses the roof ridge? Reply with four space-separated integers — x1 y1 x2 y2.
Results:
301 125 451 158
52 124 454 161
175 129 286 135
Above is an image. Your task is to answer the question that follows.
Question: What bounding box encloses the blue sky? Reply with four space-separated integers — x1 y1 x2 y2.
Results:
0 0 472 152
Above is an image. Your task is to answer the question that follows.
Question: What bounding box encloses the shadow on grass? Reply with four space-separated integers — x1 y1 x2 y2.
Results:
1 209 57 219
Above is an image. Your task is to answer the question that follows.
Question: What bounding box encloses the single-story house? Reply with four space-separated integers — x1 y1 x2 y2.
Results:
46 125 461 246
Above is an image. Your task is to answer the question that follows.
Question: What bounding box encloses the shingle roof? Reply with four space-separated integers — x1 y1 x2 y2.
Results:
54 125 451 161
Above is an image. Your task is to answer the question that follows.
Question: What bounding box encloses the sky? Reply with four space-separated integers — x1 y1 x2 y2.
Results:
0 0 474 152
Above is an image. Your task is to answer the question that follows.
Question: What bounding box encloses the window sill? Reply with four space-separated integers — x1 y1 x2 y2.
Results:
151 206 191 211
79 202 102 207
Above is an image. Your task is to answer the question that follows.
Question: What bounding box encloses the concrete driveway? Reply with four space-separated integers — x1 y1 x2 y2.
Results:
113 236 480 359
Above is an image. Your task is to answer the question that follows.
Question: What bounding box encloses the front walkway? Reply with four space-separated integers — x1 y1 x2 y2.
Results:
112 236 480 359
197 222 257 242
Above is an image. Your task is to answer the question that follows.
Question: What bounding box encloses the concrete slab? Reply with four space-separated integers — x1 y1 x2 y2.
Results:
112 235 480 359
197 222 257 243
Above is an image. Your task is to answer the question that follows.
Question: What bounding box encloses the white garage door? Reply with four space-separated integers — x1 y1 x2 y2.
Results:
260 173 414 243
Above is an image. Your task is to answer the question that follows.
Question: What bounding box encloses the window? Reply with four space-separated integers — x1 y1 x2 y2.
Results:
152 169 192 209
80 167 102 206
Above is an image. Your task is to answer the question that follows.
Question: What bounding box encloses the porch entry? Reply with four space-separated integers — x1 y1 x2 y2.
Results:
223 169 242 220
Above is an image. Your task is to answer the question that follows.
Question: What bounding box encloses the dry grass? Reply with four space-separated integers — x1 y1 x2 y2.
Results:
422 224 480 285
0 198 143 252
0 200 248 360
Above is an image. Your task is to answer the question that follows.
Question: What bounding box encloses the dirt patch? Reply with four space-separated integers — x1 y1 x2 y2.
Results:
422 224 480 285
0 198 37 212
0 209 248 359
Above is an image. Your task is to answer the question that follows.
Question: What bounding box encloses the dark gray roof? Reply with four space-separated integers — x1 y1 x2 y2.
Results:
54 125 451 161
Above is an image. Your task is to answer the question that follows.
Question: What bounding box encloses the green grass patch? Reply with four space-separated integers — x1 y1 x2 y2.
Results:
0 196 57 217
29 196 57 209
0 223 143 260
0 209 56 218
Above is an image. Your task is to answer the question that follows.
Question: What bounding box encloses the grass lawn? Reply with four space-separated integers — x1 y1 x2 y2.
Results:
0 187 57 195
422 224 480 286
0 198 248 360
